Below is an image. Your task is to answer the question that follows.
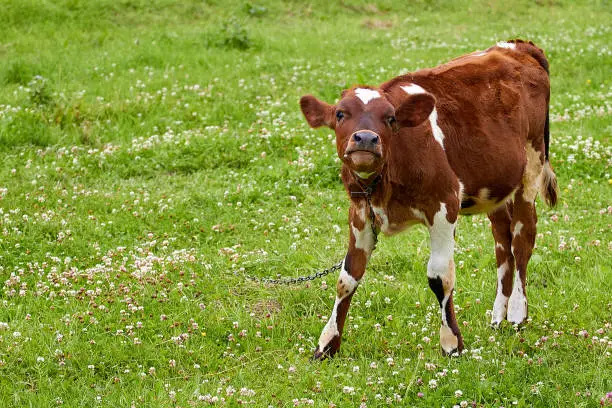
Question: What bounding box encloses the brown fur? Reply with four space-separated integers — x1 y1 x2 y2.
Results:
301 40 558 358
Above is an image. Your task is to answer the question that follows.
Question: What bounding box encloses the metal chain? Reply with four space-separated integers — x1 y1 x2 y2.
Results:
243 260 343 285
243 174 380 286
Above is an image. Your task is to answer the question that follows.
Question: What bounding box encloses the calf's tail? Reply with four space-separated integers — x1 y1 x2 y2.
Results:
540 106 558 207
508 39 559 207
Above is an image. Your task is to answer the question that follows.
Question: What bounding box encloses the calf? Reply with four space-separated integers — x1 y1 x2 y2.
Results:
300 40 558 358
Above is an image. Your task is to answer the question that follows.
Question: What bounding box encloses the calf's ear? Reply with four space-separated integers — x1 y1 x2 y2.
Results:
395 93 436 127
300 95 335 129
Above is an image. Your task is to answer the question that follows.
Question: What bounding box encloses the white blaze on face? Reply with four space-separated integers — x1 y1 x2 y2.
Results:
400 83 445 149
507 270 527 324
354 88 381 105
496 41 516 50
491 261 510 325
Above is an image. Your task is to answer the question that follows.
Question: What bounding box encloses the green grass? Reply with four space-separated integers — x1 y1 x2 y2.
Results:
0 0 610 406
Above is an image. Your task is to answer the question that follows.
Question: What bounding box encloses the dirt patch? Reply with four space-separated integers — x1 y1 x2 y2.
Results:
250 299 282 317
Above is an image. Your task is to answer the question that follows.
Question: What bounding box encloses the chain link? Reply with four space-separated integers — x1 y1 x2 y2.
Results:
244 174 380 286
243 260 343 285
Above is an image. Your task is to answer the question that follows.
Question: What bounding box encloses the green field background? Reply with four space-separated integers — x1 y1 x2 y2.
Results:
0 1 610 406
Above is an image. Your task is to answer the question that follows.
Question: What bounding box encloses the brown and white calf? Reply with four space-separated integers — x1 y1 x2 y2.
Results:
300 40 559 358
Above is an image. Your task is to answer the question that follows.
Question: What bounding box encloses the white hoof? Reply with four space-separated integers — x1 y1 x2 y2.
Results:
440 325 459 355
507 287 527 324
490 294 508 327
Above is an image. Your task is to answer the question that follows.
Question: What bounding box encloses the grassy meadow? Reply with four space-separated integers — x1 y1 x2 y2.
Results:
0 0 611 406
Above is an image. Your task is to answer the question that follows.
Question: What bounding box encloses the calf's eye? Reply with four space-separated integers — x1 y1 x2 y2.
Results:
336 111 345 121
387 116 397 127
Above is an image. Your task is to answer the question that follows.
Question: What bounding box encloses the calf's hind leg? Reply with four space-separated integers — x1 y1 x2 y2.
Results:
488 203 516 327
507 193 537 324
507 146 543 324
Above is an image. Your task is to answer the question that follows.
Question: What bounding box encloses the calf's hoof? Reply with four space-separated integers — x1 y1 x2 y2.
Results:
312 346 336 361
312 337 340 361
440 325 463 356
507 292 528 325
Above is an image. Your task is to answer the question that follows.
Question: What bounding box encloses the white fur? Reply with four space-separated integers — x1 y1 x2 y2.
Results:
372 207 389 233
318 299 341 349
400 84 427 95
507 270 527 324
429 108 445 149
411 208 428 224
512 221 524 238
491 261 510 326
317 259 360 350
457 181 465 201
478 188 490 201
338 266 359 294
401 83 445 149
439 325 459 354
496 41 516 50
354 88 381 105
522 144 544 202
428 203 457 329
495 242 505 251
427 203 456 280
351 222 375 256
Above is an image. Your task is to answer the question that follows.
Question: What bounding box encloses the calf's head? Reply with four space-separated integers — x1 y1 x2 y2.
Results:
300 87 436 180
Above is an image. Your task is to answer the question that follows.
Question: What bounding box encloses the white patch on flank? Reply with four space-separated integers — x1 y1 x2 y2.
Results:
491 261 510 326
354 88 381 105
429 108 445 149
512 221 524 238
496 41 516 50
400 83 427 95
522 144 544 202
317 261 360 350
507 270 527 324
401 83 445 149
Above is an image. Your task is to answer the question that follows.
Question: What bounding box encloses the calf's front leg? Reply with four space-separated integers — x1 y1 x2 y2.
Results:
313 204 376 360
427 201 464 355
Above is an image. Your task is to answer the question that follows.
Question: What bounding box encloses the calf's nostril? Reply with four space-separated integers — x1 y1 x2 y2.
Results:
371 136 379 144
353 134 362 142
